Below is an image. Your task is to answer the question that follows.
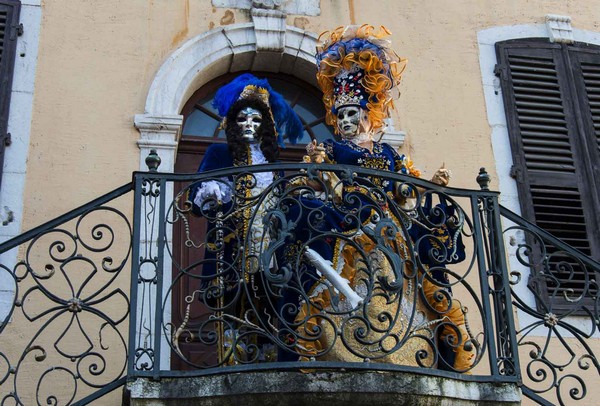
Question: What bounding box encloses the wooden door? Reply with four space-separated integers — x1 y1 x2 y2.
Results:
171 140 217 369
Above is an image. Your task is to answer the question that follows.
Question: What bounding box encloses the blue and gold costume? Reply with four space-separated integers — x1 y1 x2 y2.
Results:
188 74 303 363
190 73 302 307
278 24 473 371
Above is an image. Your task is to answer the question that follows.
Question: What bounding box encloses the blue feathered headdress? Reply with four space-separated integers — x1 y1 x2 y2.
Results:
212 73 304 146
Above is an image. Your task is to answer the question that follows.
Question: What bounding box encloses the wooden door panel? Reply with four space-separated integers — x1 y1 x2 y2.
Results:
171 141 213 370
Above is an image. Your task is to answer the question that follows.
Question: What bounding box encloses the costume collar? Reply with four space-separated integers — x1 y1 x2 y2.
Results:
339 138 383 154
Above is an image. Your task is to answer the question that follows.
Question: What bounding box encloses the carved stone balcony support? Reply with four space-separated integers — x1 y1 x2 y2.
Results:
128 371 522 405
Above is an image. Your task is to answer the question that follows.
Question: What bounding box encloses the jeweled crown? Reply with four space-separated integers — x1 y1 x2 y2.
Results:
239 85 271 107
333 66 367 111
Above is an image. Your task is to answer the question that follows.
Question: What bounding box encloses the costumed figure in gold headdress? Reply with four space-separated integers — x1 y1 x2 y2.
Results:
274 25 475 371
185 74 303 364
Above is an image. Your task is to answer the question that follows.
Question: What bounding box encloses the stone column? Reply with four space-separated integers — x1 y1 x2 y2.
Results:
133 114 183 371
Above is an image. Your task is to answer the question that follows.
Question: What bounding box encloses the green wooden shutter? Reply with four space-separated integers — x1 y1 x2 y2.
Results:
0 0 21 188
496 40 600 311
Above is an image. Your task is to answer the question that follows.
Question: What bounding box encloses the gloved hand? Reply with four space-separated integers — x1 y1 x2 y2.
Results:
204 181 222 201
304 139 327 163
431 163 452 186
194 181 223 208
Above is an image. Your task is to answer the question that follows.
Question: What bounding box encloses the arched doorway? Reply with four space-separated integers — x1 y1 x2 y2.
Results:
133 21 322 370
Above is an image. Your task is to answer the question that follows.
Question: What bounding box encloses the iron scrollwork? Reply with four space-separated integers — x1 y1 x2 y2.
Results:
0 189 133 405
4 166 599 405
502 207 600 405
163 164 486 373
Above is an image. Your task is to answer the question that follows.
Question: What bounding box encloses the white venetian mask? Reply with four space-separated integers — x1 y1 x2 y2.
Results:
236 107 263 142
336 106 372 145
336 106 361 137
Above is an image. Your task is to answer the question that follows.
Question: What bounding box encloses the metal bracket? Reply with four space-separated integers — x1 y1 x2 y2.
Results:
494 63 507 80
10 23 23 40
509 165 523 183
1 206 14 226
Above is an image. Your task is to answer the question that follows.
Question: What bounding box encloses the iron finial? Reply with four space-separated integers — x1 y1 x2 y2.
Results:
145 149 161 172
476 167 490 190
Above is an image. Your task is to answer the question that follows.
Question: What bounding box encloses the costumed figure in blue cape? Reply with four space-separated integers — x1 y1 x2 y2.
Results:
189 73 303 364
272 25 475 371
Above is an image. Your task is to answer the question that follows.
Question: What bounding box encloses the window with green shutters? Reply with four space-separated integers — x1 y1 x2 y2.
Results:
496 39 600 312
0 0 21 188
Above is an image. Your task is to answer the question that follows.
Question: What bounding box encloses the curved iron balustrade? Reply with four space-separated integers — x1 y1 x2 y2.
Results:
0 164 598 405
501 206 600 406
152 164 486 373
0 184 133 405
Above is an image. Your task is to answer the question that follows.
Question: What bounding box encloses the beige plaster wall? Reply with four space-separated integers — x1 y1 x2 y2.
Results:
23 0 600 226
22 0 250 226
313 0 600 189
5 0 600 404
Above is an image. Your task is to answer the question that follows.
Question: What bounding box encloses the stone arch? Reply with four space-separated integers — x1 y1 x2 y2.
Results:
134 23 319 172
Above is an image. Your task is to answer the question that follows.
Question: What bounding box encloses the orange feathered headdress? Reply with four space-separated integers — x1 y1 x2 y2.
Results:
316 25 407 134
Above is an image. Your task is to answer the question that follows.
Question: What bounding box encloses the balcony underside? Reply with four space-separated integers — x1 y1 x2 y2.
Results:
127 369 521 405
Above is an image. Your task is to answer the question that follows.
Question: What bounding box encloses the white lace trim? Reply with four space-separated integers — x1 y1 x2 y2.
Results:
194 145 273 207
342 132 372 146
250 144 273 190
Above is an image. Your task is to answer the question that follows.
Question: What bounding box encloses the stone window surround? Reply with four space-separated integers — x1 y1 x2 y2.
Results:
212 0 321 17
133 22 328 369
134 23 317 172
477 17 600 337
0 0 42 323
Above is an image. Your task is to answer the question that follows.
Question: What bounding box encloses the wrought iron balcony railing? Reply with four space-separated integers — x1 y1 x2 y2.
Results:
0 162 598 405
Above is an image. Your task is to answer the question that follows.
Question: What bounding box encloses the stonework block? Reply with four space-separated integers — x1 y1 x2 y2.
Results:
11 4 42 94
223 23 257 51
5 91 33 174
135 114 183 172
128 371 522 405
230 51 256 72
546 14 574 44
252 8 287 52
251 51 283 72
380 128 406 149
212 0 320 16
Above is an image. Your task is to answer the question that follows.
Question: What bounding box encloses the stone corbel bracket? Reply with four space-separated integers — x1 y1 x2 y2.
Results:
212 0 320 16
546 14 574 44
252 0 283 8
379 118 406 150
134 114 183 172
252 1 287 52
